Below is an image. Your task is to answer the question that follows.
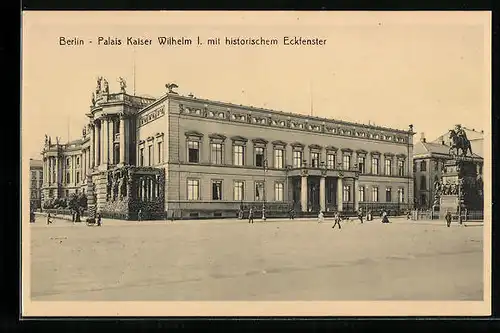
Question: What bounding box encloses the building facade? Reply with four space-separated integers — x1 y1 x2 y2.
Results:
413 133 483 210
29 158 43 210
41 78 415 219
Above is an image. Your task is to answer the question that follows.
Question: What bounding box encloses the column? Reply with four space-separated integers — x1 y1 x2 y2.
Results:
319 176 326 212
55 156 59 185
43 158 47 185
110 118 115 164
90 124 95 168
119 115 126 164
300 175 308 212
48 158 52 184
337 177 343 212
354 178 360 211
95 122 101 166
103 117 109 165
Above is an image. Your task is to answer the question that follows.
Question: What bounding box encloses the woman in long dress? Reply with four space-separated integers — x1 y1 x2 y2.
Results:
381 210 390 223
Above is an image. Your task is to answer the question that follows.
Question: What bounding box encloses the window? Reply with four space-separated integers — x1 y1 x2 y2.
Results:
342 155 351 170
327 153 336 169
211 143 223 165
385 158 392 176
255 181 264 201
372 187 379 202
255 147 265 167
398 160 405 176
212 181 222 200
359 186 365 202
65 190 69 197
293 150 303 168
274 149 284 169
420 160 427 171
157 141 163 164
139 147 144 166
311 152 320 168
66 172 70 183
233 145 245 166
343 185 351 202
76 172 80 184
234 181 244 201
275 183 284 201
188 140 200 163
148 145 153 166
76 157 80 165
385 188 392 202
434 160 439 171
66 158 71 167
420 175 426 190
413 161 417 173
358 156 365 173
187 179 200 200
372 157 379 174
398 188 405 202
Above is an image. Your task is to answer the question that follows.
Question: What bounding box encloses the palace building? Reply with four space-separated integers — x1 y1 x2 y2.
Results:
41 78 415 220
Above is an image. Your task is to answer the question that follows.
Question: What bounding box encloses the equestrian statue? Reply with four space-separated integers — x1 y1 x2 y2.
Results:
449 124 473 157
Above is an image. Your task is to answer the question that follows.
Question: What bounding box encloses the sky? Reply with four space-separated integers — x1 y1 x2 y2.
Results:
22 11 490 160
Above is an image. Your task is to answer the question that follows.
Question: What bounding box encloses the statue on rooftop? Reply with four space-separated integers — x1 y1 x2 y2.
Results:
118 77 127 93
96 76 103 95
103 78 109 95
91 92 96 106
166 83 179 94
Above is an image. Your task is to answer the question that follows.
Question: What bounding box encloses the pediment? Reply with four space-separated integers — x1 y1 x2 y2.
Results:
184 130 204 138
209 133 227 140
252 138 269 144
231 135 248 142
271 140 287 146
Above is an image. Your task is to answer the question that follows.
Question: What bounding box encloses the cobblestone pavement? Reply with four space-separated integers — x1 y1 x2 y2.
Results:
30 216 484 301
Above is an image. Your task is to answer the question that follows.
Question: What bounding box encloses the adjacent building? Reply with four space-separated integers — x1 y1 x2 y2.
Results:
41 78 415 219
29 158 43 210
412 132 483 209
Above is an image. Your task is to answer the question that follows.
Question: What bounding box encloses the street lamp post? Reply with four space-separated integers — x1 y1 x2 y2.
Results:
262 159 268 221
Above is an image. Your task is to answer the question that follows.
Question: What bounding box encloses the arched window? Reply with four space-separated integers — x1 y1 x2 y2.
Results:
420 175 427 190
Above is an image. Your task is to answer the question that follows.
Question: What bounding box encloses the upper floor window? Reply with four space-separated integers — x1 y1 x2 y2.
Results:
293 150 303 168
274 149 284 169
327 153 336 169
434 160 439 171
188 140 200 163
342 155 351 170
76 157 80 165
255 147 265 167
398 160 405 177
413 161 417 173
311 152 320 168
139 147 144 166
385 158 392 176
358 156 365 174
148 145 153 166
372 157 379 174
211 142 223 165
233 145 245 166
420 160 427 172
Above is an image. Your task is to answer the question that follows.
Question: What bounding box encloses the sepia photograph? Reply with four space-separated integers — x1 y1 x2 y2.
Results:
21 11 491 316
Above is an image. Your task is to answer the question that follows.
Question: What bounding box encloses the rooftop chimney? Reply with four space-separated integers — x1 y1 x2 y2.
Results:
420 132 426 143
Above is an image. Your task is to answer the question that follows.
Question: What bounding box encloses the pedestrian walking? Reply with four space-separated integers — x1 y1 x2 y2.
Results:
46 212 52 225
96 212 102 226
289 207 295 220
357 208 364 223
445 210 452 227
332 211 342 229
367 210 373 221
138 209 143 222
317 211 324 223
248 207 254 224
381 210 390 223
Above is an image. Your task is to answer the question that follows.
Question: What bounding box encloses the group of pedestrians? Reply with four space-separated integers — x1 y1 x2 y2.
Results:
317 208 391 230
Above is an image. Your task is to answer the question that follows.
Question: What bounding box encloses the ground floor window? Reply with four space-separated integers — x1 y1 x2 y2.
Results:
372 187 379 202
212 181 222 200
234 181 244 201
385 188 392 202
275 182 284 201
359 186 365 202
343 185 351 202
187 179 200 200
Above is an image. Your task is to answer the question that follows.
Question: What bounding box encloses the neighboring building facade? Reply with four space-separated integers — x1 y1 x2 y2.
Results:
413 133 483 209
29 158 43 210
41 78 415 219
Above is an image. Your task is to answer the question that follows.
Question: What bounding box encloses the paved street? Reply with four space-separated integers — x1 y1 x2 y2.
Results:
30 216 484 301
